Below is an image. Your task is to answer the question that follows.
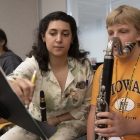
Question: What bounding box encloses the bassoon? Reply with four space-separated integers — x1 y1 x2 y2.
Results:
94 37 136 140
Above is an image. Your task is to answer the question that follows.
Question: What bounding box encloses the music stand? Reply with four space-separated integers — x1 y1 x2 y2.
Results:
0 67 57 140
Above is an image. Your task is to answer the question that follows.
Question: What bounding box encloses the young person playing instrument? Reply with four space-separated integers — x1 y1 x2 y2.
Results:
87 5 140 140
0 11 93 140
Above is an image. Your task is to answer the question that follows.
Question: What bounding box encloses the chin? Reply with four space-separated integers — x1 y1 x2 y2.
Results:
113 51 118 57
113 52 123 58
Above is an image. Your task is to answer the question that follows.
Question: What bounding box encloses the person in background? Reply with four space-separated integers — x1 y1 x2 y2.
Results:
0 11 93 140
0 29 22 75
0 29 22 131
87 5 140 140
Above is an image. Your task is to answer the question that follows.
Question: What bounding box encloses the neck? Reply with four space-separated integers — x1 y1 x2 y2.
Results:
49 56 68 70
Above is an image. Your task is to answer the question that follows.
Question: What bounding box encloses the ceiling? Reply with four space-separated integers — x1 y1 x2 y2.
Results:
77 0 140 28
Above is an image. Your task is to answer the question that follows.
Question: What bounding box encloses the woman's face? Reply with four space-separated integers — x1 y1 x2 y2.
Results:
42 20 73 58
107 22 140 58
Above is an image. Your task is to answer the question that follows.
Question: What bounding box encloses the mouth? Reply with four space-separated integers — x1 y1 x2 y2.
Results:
113 44 117 50
113 42 122 50
54 46 63 48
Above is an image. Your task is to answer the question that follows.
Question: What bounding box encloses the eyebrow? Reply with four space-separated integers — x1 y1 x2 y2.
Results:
49 29 70 32
108 27 129 31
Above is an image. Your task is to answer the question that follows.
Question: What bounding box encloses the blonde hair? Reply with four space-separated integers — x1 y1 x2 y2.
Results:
106 5 140 31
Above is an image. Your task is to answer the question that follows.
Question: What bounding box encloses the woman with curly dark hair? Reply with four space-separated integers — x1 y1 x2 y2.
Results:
27 11 90 72
0 11 93 140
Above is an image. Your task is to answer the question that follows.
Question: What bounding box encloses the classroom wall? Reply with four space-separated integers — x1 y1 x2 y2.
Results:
0 0 39 60
39 0 67 19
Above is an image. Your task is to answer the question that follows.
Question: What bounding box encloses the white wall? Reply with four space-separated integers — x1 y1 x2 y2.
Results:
79 19 108 62
40 0 67 19
67 0 140 63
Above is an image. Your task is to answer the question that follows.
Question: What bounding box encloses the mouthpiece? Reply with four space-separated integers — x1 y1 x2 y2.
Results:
40 90 45 99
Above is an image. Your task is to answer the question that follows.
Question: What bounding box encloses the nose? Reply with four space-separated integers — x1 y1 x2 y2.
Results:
113 32 119 38
56 34 62 43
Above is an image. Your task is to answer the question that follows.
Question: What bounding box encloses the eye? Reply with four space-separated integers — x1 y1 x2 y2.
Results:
108 32 113 36
62 32 69 37
120 31 126 34
50 32 56 36
120 29 128 34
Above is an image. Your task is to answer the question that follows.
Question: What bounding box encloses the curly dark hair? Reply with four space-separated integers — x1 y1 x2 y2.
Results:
0 29 12 52
27 11 89 72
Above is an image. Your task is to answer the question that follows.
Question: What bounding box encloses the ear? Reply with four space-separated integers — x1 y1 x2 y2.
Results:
136 30 140 41
41 34 46 42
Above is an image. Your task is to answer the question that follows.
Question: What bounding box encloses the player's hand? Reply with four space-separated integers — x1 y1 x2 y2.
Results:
94 110 129 137
9 78 35 105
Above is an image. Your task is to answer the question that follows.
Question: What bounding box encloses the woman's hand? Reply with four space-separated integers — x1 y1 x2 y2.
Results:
47 117 60 126
8 78 35 105
94 110 129 138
